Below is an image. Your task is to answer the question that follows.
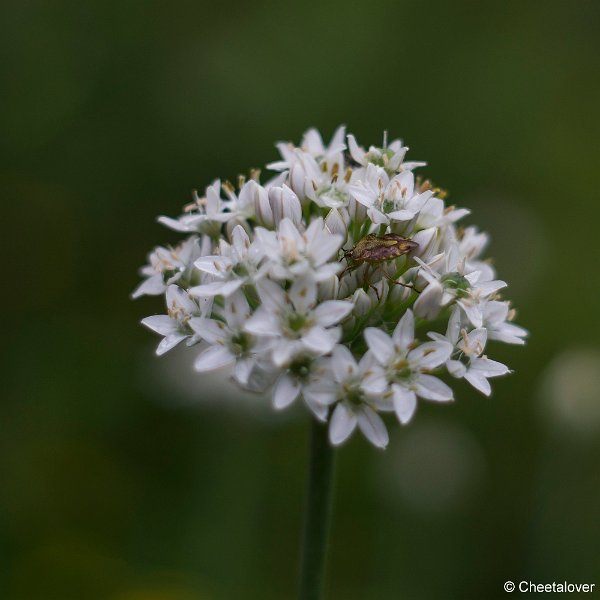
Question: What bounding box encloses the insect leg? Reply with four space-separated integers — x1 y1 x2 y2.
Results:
385 274 422 294
363 264 382 302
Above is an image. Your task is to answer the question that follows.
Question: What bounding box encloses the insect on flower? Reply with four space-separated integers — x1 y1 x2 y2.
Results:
341 233 419 297
342 233 418 272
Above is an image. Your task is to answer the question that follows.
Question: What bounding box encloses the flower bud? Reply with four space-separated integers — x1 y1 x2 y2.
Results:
251 181 273 228
325 208 348 242
352 288 373 317
413 280 444 319
412 227 438 259
268 185 302 227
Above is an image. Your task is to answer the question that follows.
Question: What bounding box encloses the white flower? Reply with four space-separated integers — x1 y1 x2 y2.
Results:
269 146 351 210
158 180 235 236
189 225 263 298
414 249 507 327
220 178 261 225
189 291 266 387
347 133 425 173
365 309 454 425
142 285 211 355
244 276 353 367
268 126 346 171
255 217 343 282
265 185 303 227
286 150 324 200
429 308 510 396
304 346 389 448
457 226 489 262
268 353 331 420
349 165 432 225
483 300 528 345
416 196 470 230
132 235 209 299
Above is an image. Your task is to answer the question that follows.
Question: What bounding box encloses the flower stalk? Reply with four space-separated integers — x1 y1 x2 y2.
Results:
298 418 335 600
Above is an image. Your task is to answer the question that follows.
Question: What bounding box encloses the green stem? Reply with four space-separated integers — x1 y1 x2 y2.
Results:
298 417 336 600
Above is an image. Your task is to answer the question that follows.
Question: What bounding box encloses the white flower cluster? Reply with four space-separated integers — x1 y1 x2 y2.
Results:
134 127 527 449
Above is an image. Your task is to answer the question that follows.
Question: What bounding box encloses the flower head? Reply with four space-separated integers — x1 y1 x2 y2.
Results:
134 127 527 448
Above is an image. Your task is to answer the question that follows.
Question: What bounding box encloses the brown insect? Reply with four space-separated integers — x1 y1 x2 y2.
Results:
343 233 417 265
341 233 419 297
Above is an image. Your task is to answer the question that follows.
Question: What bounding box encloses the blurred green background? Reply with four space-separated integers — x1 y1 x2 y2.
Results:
2 1 600 598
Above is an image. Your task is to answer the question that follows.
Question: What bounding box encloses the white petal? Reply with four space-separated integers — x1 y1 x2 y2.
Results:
329 402 358 446
356 405 389 449
219 278 246 298
273 374 301 409
255 226 279 256
447 359 467 378
194 345 236 372
392 309 414 351
303 388 337 407
194 255 232 277
347 134 365 164
244 308 280 336
464 328 488 356
223 291 251 329
446 306 462 345
315 263 342 283
142 315 177 336
464 371 492 396
304 396 330 422
487 322 528 345
458 300 483 328
470 357 510 378
233 358 254 386
188 281 222 298
364 328 394 365
411 227 437 259
310 234 343 267
314 301 353 328
278 216 303 245
408 341 453 370
414 374 454 402
283 186 303 225
255 278 286 312
367 207 389 225
387 209 415 221
188 317 228 344
243 361 279 392
324 208 348 239
156 332 187 356
361 367 388 395
350 186 376 208
302 326 339 355
392 384 417 424
166 284 197 315
271 339 304 367
289 277 317 314
132 275 165 299
231 225 251 257
477 280 507 297
352 288 372 317
157 215 193 232
464 270 481 285
413 281 443 320
483 299 508 323
331 345 358 383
